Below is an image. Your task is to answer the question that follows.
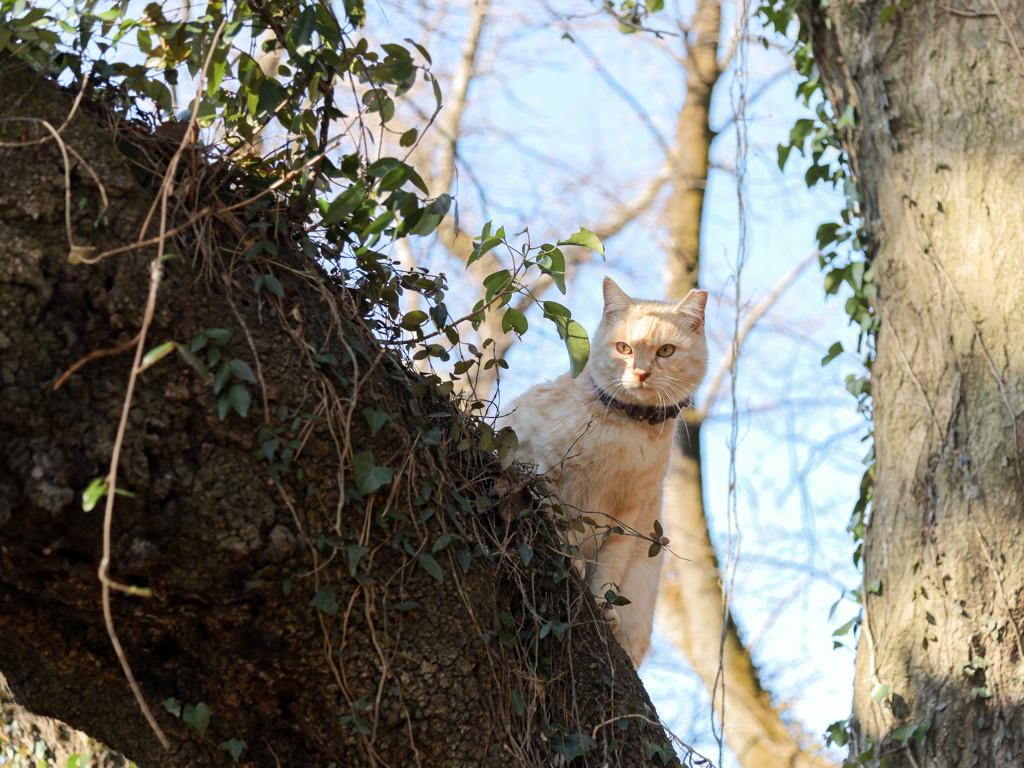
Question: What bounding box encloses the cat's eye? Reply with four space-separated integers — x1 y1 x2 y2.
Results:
616 342 632 354
656 344 675 357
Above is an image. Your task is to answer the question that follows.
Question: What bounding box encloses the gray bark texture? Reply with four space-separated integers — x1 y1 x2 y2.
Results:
0 58 680 768
805 2 1024 766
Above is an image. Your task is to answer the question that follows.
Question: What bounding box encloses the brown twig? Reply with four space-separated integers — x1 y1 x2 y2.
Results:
98 260 170 750
53 334 140 390
80 127 349 265
96 19 230 752
696 248 818 420
937 3 996 16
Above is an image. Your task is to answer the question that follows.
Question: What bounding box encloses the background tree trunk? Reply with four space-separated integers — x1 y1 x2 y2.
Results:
806 2 1024 765
657 2 833 766
0 59 674 768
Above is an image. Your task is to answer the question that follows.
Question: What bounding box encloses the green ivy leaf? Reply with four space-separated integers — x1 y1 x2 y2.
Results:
400 310 429 330
205 328 231 346
213 363 232 394
604 589 631 607
309 586 339 615
182 702 212 738
163 697 182 718
417 552 444 582
176 343 213 383
535 245 567 293
501 307 528 335
511 688 525 717
833 617 858 637
821 341 844 366
352 451 394 494
225 383 251 418
228 359 257 383
82 477 106 512
542 302 590 378
139 340 176 372
914 720 931 743
815 222 841 249
255 274 285 297
824 720 850 748
891 726 913 745
519 543 533 567
557 227 604 258
220 740 246 764
322 181 366 226
835 103 856 130
345 544 368 577
482 269 512 301
777 143 793 171
407 194 450 237
361 407 388 436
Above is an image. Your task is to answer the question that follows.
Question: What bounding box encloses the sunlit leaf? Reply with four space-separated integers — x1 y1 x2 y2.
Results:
82 477 106 512
557 227 604 258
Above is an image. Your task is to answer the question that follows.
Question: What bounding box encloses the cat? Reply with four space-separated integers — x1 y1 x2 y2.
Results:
500 277 708 668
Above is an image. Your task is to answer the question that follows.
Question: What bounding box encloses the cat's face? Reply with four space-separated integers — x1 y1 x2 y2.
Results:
588 278 708 408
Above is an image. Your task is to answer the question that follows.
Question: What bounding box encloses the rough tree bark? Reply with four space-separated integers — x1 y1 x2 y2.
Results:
0 59 677 768
805 1 1024 765
658 2 832 766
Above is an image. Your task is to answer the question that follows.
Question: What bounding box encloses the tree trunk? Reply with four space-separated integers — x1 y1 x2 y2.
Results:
0 59 674 768
806 2 1024 765
657 2 833 766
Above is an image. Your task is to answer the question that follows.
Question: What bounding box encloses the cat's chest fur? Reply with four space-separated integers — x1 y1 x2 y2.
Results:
504 375 673 532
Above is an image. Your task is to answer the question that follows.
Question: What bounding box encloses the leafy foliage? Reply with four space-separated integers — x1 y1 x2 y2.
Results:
759 0 877 606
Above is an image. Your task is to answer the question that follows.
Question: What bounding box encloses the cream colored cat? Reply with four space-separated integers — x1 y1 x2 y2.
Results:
501 277 708 668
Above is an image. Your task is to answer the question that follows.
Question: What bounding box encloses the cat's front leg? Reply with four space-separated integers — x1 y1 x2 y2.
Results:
586 533 634 632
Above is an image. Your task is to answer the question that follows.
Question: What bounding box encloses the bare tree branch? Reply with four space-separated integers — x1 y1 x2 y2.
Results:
433 0 492 196
696 249 819 421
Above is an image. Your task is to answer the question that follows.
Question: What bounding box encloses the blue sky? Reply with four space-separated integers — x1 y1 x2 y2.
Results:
365 2 871 764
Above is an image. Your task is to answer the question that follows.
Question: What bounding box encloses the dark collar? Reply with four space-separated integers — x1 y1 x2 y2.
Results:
591 381 692 425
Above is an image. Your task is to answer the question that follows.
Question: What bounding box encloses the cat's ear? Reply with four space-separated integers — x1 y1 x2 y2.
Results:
602 277 632 318
675 289 708 332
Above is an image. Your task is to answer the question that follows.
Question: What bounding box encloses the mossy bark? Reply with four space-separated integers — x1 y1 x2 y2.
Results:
0 59 675 768
805 2 1024 765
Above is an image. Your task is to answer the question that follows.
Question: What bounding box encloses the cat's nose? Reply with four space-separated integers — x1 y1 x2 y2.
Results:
635 369 650 383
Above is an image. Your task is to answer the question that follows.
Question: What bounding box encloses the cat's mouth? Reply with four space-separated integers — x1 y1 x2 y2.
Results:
621 381 660 401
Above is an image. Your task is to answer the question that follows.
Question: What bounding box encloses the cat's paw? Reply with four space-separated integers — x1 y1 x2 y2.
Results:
601 602 621 632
